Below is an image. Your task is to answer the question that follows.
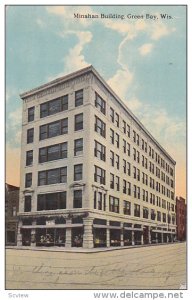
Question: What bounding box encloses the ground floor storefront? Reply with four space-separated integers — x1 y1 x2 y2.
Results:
17 214 176 249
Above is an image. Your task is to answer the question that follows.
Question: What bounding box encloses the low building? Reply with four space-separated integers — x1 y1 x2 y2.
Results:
5 183 19 245
176 196 186 241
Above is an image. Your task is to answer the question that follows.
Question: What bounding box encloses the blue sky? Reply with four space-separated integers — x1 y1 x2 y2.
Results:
6 5 186 197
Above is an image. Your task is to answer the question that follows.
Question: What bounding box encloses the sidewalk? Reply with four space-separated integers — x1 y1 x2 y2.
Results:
6 241 181 253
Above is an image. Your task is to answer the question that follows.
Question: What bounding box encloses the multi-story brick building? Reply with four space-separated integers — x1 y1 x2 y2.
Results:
176 196 186 241
17 66 176 248
5 183 19 245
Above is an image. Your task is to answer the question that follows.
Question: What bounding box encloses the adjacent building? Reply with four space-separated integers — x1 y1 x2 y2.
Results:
5 183 19 245
176 196 186 241
17 66 176 249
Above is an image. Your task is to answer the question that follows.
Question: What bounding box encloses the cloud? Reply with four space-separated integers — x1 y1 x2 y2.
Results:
7 107 22 146
46 6 66 15
36 18 46 28
8 107 22 128
150 21 176 40
126 97 143 111
64 31 92 73
107 68 133 100
138 43 154 56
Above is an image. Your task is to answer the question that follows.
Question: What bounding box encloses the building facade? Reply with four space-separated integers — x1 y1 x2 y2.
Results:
176 196 186 241
17 66 176 248
5 183 19 245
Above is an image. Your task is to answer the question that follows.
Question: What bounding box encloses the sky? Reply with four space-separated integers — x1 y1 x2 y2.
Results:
5 5 186 198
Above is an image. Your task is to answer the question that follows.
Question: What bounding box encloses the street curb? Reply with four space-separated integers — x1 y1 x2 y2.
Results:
6 242 184 254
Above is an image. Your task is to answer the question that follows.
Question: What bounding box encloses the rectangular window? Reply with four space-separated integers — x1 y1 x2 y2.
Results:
145 142 147 153
39 118 68 140
143 207 149 219
115 133 119 148
123 139 126 153
94 140 106 161
157 211 161 222
137 186 140 199
38 167 67 186
74 138 83 156
24 196 31 212
75 113 83 131
123 179 126 194
95 116 106 137
133 130 136 143
74 164 83 181
28 107 35 122
98 192 102 210
109 196 119 213
163 213 166 223
123 159 126 174
73 190 82 208
110 107 114 123
123 201 131 215
134 204 140 217
110 173 114 189
110 151 114 167
39 142 67 163
110 128 114 144
137 134 139 146
137 151 140 163
40 95 68 118
151 209 156 220
115 113 119 127
128 182 131 195
127 124 130 137
116 154 119 169
123 120 126 134
95 92 106 114
137 169 140 181
127 143 130 156
94 165 106 185
37 192 66 211
25 173 32 188
142 139 144 150
27 128 34 144
116 176 120 191
26 150 33 166
75 89 83 107
127 162 131 176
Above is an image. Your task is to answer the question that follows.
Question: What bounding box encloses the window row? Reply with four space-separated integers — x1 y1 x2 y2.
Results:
24 190 175 216
26 139 83 166
27 113 83 143
24 190 83 212
25 165 83 187
27 89 83 122
93 165 174 200
108 196 175 223
108 106 174 177
94 115 174 181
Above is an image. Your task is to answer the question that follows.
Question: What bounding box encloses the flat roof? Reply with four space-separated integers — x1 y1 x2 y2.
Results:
20 65 176 165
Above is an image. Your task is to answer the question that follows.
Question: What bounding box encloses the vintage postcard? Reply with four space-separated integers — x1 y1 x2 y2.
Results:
4 3 188 299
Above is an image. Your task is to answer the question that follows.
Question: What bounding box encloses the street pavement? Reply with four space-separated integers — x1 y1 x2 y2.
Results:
6 243 186 290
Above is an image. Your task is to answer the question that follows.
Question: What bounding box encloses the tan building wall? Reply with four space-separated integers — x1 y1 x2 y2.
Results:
17 66 176 248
